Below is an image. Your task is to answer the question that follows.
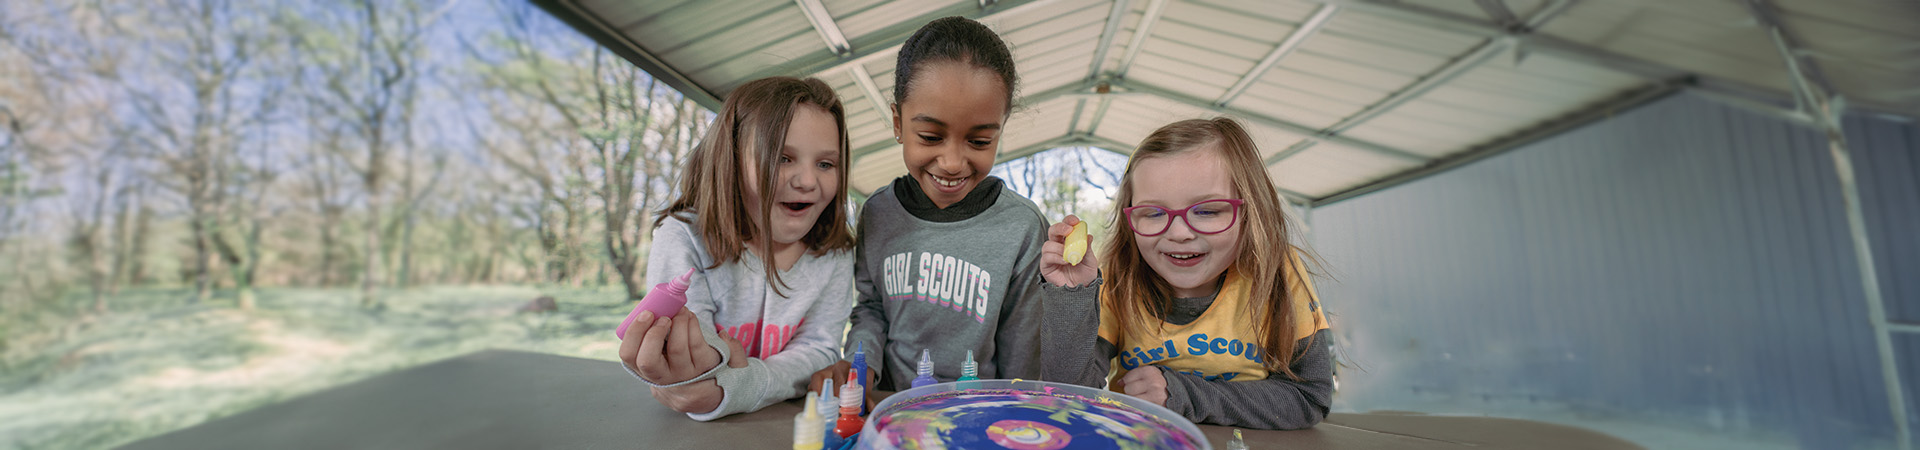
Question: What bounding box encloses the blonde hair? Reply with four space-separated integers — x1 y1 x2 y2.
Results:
1100 117 1318 379
656 77 856 295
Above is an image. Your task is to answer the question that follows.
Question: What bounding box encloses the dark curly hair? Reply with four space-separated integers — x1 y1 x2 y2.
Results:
893 16 1018 114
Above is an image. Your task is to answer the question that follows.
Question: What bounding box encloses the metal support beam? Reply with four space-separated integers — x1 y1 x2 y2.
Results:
1066 99 1088 134
848 81 1104 162
995 133 1137 165
742 0 1048 86
533 0 723 109
1474 0 1519 29
1115 81 1429 163
1113 0 1166 79
1893 322 1920 335
1263 37 1511 165
849 139 893 164
1275 187 1312 205
1081 134 1137 155
1217 4 1338 107
1312 79 1682 207
1289 200 1313 237
794 0 851 55
1265 0 1572 167
1023 79 1105 107
1309 0 1915 121
1085 97 1114 135
1087 0 1133 80
1743 1 1910 449
850 65 893 125
997 135 1082 164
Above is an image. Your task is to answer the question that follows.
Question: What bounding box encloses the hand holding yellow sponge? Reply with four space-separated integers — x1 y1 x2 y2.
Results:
1063 220 1089 266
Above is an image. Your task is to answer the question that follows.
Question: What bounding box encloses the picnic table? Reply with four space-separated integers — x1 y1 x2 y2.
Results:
120 349 1640 449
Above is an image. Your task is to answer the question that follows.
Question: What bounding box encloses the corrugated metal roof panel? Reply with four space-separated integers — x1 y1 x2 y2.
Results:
828 0 949 39
1269 142 1423 197
1250 68 1392 109
1125 57 1238 95
989 0 1103 33
1148 14 1277 67
850 148 901 194
1190 0 1324 24
1229 92 1349 131
546 0 1919 200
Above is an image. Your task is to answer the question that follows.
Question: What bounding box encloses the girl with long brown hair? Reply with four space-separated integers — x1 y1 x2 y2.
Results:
618 76 857 420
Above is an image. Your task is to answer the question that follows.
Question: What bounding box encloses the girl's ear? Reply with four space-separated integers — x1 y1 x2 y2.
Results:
891 103 903 143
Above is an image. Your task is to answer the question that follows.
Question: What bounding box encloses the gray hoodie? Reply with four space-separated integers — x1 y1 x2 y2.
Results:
636 214 855 420
844 176 1047 391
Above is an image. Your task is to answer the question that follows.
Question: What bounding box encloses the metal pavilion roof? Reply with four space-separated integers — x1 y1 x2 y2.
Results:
535 0 1920 205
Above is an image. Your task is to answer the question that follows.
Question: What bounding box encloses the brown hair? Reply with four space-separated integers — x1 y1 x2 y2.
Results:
1100 117 1319 379
655 76 856 295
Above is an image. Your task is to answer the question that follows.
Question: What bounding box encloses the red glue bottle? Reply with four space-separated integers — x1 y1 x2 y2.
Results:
833 369 866 439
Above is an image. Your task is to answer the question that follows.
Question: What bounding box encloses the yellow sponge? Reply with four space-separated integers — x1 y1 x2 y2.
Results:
1063 221 1089 266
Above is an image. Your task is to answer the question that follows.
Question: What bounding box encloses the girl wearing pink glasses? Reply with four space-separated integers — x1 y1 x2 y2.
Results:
1036 117 1333 430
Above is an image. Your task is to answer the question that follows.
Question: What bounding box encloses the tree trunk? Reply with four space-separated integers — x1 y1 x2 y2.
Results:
191 216 213 304
398 211 416 288
238 219 263 310
127 205 151 285
108 185 139 296
361 160 383 309
318 217 337 286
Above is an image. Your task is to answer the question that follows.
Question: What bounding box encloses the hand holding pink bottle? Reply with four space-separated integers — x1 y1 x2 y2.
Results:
615 268 696 339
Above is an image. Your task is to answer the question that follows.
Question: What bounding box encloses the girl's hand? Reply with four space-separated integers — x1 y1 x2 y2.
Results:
650 379 723 414
720 333 749 369
620 307 724 385
643 328 749 415
807 361 853 395
1114 367 1170 406
1040 215 1099 288
807 360 880 409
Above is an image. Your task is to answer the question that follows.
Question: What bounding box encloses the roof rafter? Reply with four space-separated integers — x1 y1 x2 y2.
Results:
794 0 851 55
1216 4 1338 108
1264 0 1575 167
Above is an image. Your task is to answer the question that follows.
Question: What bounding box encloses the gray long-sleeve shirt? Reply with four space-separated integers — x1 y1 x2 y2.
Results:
1040 277 1334 430
628 214 855 421
844 176 1047 391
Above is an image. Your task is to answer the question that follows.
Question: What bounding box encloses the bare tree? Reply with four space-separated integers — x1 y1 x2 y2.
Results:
287 0 443 309
467 0 705 297
116 0 270 304
65 148 125 312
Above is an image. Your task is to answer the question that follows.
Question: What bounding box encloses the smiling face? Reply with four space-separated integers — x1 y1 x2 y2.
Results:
894 61 1007 208
742 103 841 246
1127 144 1242 298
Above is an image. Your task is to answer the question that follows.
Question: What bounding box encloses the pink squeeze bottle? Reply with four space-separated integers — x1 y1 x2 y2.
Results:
614 268 696 339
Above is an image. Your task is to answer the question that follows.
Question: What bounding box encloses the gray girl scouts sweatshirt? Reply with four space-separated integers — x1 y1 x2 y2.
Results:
845 176 1047 391
631 214 855 420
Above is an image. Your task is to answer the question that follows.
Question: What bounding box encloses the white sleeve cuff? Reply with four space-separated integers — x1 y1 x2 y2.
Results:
685 357 769 421
621 320 733 388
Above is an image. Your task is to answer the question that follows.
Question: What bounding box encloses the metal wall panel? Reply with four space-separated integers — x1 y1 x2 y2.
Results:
1308 93 1918 448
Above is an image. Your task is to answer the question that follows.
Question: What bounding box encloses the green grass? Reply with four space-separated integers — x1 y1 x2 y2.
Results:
0 284 636 450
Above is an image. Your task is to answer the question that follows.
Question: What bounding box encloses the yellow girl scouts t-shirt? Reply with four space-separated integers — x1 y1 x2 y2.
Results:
1098 258 1328 385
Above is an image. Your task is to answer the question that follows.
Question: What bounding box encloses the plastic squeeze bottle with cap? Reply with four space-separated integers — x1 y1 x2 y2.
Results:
820 379 844 449
793 391 824 450
833 370 866 439
614 268 695 339
910 349 938 389
957 350 979 381
851 342 870 415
